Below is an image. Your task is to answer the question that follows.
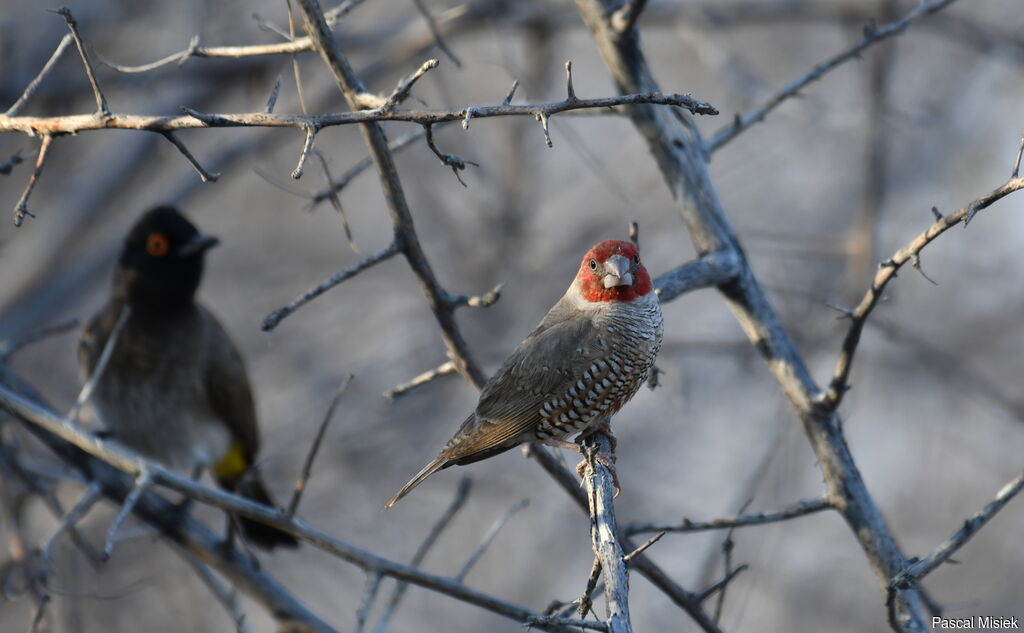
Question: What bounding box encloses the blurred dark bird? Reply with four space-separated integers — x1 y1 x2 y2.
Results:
387 240 663 507
80 206 297 549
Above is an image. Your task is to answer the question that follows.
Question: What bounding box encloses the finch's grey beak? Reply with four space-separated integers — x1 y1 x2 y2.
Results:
602 253 634 288
179 234 220 257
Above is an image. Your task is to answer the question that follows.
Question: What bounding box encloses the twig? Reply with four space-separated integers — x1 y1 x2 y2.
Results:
386 59 439 108
39 482 103 572
12 134 54 227
287 374 354 517
384 360 457 399
824 171 1024 409
370 476 472 633
291 124 319 179
52 7 110 117
309 128 427 206
411 0 461 68
5 35 73 116
455 498 529 582
265 75 282 113
705 0 960 153
575 556 603 618
502 80 520 106
70 305 130 422
891 470 1024 591
622 531 664 562
261 240 400 331
623 497 832 535
652 250 741 303
101 468 153 561
287 0 310 115
313 151 359 253
353 571 383 633
696 565 748 603
161 131 220 182
177 548 252 633
446 282 503 309
423 123 476 186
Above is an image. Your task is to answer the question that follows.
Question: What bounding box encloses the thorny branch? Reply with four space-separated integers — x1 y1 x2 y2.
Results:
0 380 603 633
705 0 960 153
825 169 1024 409
624 497 833 536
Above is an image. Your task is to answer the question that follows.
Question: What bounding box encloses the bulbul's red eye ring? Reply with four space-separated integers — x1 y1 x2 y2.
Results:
146 233 170 257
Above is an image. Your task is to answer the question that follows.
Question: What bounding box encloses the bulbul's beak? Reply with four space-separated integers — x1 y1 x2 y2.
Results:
602 253 634 288
179 234 220 257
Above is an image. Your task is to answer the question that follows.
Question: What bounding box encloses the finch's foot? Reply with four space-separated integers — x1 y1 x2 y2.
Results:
575 450 620 498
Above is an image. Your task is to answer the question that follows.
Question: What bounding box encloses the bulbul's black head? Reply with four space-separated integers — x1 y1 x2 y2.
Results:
115 206 219 311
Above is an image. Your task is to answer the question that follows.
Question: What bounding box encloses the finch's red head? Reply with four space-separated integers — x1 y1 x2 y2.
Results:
574 240 653 303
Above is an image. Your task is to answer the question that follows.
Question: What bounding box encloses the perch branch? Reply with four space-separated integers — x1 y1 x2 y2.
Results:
624 497 832 535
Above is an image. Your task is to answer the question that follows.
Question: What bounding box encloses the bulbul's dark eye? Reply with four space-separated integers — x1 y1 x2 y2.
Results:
147 233 170 257
589 259 598 271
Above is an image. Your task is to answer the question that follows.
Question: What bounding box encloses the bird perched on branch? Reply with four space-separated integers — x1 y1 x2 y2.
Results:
387 240 663 507
80 206 297 549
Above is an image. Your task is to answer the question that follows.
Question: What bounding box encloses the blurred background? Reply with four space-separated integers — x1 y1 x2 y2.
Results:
1 0 1022 631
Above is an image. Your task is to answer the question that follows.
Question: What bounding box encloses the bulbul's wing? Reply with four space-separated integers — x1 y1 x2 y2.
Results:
200 307 260 464
439 297 604 461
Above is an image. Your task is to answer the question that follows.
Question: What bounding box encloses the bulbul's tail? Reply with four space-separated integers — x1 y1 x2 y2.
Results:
385 455 448 508
223 475 299 550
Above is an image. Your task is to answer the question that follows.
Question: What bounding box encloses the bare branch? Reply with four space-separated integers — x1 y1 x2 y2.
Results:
262 241 400 331
0 91 718 136
12 134 54 227
825 172 1024 409
313 151 359 253
39 482 103 572
423 123 476 186
161 131 220 182
5 35 73 117
265 75 283 113
353 572 384 633
446 282 503 309
696 565 748 603
386 58 440 108
624 497 833 535
291 124 319 179
383 360 457 400
455 498 529 582
101 468 153 561
70 305 130 422
310 128 427 206
580 432 632 633
177 548 253 633
287 375 353 516
891 470 1024 591
371 477 471 633
410 0 461 68
706 0 959 153
53 7 111 117
652 250 741 303
0 381 611 633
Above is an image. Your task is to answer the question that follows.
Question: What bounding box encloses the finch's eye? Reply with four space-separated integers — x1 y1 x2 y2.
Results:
589 259 598 271
633 254 640 264
146 233 170 257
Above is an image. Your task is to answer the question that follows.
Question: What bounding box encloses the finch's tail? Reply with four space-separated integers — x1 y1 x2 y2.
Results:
385 455 448 508
224 475 299 550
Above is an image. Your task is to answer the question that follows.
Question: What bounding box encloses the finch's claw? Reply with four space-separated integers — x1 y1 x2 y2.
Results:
576 451 621 497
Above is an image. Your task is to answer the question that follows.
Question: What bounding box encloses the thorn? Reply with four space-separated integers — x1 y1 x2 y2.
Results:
502 79 519 106
930 206 943 221
564 61 576 101
535 112 553 148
